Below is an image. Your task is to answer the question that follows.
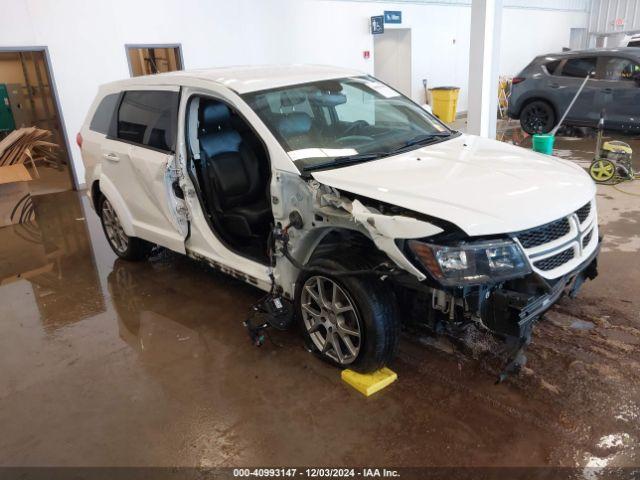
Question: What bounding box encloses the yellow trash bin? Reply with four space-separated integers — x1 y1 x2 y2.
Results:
429 86 460 123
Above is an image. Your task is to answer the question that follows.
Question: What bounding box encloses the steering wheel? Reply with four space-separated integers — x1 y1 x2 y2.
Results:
340 120 369 137
336 120 373 144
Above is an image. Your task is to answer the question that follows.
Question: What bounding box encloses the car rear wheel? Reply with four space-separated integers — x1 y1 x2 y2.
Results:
520 100 555 135
296 252 400 373
99 196 153 261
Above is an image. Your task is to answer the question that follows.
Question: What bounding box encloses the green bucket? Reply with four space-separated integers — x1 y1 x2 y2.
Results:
532 134 555 155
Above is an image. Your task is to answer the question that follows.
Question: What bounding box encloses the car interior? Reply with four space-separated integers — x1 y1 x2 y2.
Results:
242 80 443 171
187 97 273 264
248 84 379 155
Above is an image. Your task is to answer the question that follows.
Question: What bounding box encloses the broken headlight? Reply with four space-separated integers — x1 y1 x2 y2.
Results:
408 239 531 286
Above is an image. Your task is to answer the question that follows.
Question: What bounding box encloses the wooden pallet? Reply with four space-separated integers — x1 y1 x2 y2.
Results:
0 127 59 177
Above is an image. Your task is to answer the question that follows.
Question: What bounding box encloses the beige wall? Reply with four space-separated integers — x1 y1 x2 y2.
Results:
0 51 66 162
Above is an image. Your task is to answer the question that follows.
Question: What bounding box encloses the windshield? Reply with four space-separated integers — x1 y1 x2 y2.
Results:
242 76 454 172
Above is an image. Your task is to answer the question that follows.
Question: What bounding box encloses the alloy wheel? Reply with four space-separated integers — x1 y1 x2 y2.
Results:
523 105 551 133
101 199 129 254
300 276 361 365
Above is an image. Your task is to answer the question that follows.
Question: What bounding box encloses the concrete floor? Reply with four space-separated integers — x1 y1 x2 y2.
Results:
1 125 639 469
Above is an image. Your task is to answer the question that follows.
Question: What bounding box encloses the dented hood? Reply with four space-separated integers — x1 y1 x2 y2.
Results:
311 134 596 237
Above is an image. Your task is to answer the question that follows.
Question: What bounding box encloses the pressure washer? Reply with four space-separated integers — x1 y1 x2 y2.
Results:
588 110 637 184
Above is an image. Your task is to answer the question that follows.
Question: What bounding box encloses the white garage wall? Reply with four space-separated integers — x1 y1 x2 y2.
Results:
500 7 588 76
1 0 586 186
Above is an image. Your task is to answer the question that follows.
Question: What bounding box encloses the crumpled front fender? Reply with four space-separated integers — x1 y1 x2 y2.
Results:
349 200 442 280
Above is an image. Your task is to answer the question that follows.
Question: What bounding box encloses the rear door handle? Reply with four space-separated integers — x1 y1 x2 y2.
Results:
602 88 613 94
549 83 560 89
103 152 120 162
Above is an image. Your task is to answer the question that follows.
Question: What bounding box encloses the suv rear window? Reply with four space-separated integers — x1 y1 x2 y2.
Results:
116 90 179 152
560 57 597 78
544 60 561 75
89 94 119 134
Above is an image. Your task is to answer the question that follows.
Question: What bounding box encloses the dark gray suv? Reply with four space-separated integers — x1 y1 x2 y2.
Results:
508 48 640 134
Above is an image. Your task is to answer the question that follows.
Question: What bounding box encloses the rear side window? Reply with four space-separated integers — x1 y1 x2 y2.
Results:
600 57 640 81
117 90 179 152
559 57 597 78
544 60 561 75
89 94 119 134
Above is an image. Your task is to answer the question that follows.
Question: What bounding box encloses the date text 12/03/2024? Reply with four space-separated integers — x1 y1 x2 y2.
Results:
233 468 400 478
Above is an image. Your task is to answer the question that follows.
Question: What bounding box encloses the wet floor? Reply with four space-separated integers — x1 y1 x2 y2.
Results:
0 128 639 470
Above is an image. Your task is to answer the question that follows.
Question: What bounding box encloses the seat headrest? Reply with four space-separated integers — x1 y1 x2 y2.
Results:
277 112 312 138
202 103 231 129
280 91 307 109
309 91 347 107
199 131 242 158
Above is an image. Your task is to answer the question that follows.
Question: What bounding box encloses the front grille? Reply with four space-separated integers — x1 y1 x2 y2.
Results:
517 218 571 249
582 229 593 248
533 248 575 271
576 202 591 224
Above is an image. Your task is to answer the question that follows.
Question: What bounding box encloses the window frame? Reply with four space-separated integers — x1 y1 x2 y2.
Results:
89 93 120 135
543 60 561 76
107 88 181 154
596 55 640 83
555 56 599 79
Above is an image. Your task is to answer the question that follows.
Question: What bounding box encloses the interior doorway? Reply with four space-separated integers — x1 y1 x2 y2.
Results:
0 48 74 194
374 28 412 97
126 44 183 77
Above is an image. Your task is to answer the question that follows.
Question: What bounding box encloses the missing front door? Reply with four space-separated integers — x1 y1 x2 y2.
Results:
126 45 183 77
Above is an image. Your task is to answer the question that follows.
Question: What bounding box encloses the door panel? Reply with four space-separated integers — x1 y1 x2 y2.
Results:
99 137 136 225
127 145 187 252
596 56 640 129
549 57 599 125
548 76 598 125
108 87 187 252
554 57 599 125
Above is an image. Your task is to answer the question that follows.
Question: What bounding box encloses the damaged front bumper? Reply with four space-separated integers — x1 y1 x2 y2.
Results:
399 237 601 380
482 237 600 340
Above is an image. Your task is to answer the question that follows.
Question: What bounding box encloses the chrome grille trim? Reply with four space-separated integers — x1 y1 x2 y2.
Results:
513 199 597 279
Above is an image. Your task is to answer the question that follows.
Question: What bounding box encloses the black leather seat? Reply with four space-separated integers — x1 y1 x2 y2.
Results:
198 103 271 238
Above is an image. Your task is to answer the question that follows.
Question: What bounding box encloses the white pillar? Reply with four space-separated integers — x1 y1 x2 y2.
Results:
467 0 503 138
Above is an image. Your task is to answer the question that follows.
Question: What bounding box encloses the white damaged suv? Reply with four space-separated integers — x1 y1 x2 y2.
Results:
79 65 600 377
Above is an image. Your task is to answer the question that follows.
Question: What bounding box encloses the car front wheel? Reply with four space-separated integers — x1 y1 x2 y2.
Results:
296 253 399 373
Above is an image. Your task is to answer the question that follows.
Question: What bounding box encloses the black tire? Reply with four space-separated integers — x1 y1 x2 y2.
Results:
295 251 400 373
98 195 153 261
520 100 555 135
